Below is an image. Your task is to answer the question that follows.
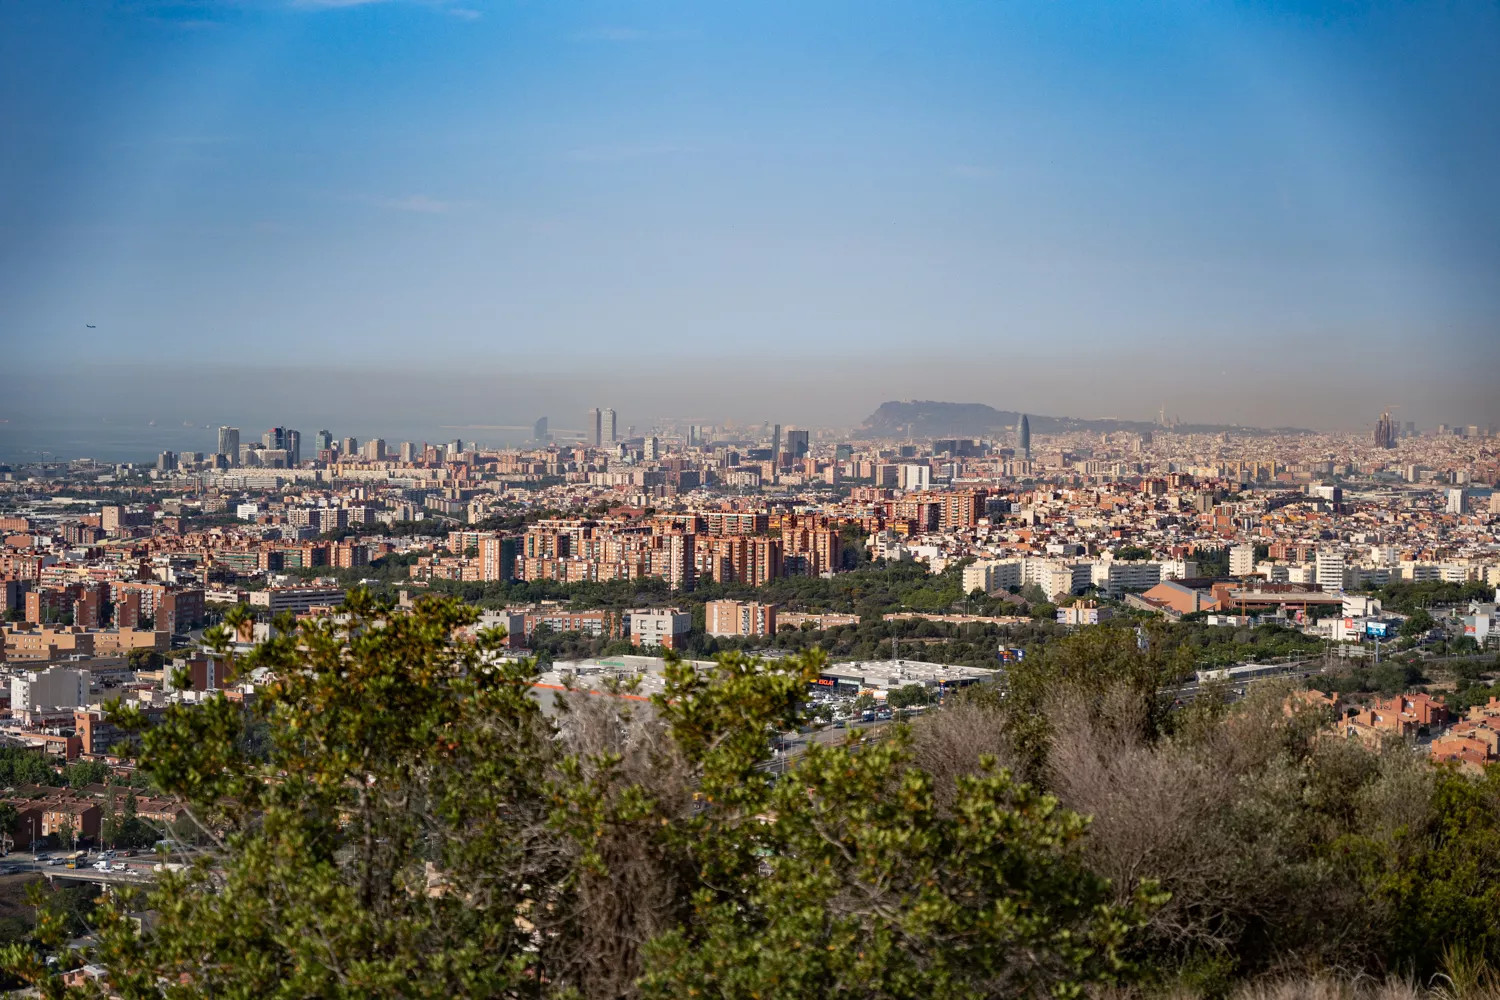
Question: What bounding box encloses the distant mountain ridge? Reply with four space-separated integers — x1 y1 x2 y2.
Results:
859 400 1311 438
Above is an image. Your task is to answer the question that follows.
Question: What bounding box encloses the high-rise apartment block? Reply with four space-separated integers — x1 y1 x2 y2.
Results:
705 600 779 638
587 408 602 447
1315 549 1347 594
603 408 618 444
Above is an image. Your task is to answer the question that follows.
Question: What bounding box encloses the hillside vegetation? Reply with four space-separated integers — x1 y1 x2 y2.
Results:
6 593 1500 999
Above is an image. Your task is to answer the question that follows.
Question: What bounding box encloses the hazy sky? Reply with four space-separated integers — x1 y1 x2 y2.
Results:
2 0 1498 451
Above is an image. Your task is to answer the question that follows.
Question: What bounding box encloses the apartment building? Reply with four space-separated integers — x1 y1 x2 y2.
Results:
705 600 779 638
626 609 692 650
10 666 90 712
248 585 347 615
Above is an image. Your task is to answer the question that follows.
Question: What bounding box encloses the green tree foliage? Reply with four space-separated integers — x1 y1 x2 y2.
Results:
0 594 1154 999
0 803 17 852
1400 608 1435 638
1192 546 1230 578
886 683 931 709
642 731 1155 999
126 647 164 671
0 748 60 787
1369 767 1500 966
62 761 111 790
1364 579 1491 614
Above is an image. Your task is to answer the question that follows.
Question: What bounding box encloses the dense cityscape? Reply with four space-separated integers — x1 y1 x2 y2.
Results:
1 402 1499 993
2 401 1497 751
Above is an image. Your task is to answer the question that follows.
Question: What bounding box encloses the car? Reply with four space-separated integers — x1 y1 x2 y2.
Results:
35 853 51 861
111 863 128 872
92 861 110 872
48 858 64 867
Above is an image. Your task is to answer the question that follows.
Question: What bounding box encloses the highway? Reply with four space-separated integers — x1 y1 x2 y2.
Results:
0 851 170 886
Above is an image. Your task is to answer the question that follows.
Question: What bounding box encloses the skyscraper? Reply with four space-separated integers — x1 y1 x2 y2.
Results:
602 408 618 444
587 408 602 447
1017 414 1031 460
785 429 809 458
217 427 240 466
772 423 782 459
342 436 358 456
314 429 334 453
263 427 286 451
285 429 301 467
534 416 548 442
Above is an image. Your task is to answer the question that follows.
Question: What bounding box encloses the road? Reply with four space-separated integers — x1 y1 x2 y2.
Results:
0 851 162 885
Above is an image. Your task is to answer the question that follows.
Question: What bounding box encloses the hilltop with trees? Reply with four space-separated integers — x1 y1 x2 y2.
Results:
5 593 1500 998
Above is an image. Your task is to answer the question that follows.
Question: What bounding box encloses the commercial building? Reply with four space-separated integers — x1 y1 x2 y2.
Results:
812 659 997 698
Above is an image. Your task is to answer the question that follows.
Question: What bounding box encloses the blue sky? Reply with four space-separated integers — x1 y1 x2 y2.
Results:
2 0 1497 439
